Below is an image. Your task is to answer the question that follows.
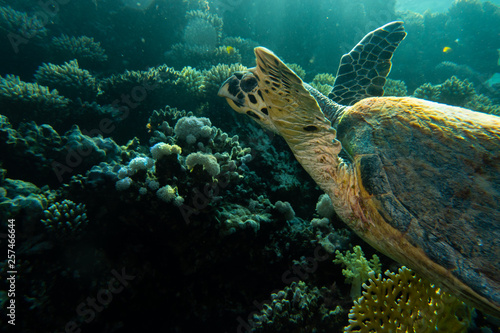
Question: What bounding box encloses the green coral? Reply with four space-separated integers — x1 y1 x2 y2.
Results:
201 63 247 99
250 281 344 332
222 36 259 65
465 94 500 116
345 267 472 333
34 59 98 101
310 73 336 95
413 76 500 114
383 78 408 97
51 34 108 66
41 199 89 240
286 63 306 80
0 6 47 41
178 66 205 98
185 10 223 42
0 74 70 125
334 246 381 298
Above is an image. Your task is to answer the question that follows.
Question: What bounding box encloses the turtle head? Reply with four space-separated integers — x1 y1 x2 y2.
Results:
218 67 279 133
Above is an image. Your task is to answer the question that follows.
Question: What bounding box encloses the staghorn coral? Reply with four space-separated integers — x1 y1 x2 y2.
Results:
51 34 108 67
383 78 408 97
250 281 344 332
34 59 98 101
41 199 89 240
0 5 47 42
334 246 381 298
345 267 472 333
0 74 70 126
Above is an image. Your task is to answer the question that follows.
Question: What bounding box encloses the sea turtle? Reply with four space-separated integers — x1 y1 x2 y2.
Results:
218 21 500 317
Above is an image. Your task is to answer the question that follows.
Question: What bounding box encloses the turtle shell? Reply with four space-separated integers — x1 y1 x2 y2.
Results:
336 96 500 316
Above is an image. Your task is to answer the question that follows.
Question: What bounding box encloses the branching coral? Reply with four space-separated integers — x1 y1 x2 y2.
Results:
413 76 500 114
222 36 259 65
51 34 108 67
285 63 306 80
0 74 70 126
0 5 47 42
334 246 381 298
185 10 223 42
201 63 247 101
41 199 89 240
34 59 98 101
310 73 336 96
383 78 408 97
250 281 344 332
345 267 472 333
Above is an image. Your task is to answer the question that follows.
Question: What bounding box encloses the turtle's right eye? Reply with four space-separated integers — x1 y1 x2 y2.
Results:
241 76 258 92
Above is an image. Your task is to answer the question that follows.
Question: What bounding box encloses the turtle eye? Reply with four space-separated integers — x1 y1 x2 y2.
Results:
240 75 258 92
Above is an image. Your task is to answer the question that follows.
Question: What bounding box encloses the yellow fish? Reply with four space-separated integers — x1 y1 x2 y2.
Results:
226 46 235 55
442 46 453 53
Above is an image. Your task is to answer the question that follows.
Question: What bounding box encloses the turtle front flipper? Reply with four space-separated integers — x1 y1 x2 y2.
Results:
329 21 407 105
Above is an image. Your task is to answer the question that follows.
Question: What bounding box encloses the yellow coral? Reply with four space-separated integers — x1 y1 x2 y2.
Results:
345 267 472 333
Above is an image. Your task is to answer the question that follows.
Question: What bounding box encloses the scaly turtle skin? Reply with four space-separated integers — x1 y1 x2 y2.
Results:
218 22 500 317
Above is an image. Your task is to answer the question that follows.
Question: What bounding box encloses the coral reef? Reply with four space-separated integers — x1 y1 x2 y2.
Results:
0 74 70 126
0 115 122 186
345 267 472 332
250 281 345 332
222 36 259 66
0 5 47 43
50 34 108 68
413 76 500 115
34 59 98 101
384 78 408 97
334 246 381 298
0 1 498 332
41 199 89 240
310 73 336 96
286 63 307 80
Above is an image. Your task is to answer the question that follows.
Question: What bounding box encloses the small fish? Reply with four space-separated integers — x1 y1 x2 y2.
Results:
442 46 453 53
226 46 235 55
146 123 152 132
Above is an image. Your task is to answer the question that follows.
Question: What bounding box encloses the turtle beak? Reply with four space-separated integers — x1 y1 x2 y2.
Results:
218 73 246 112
